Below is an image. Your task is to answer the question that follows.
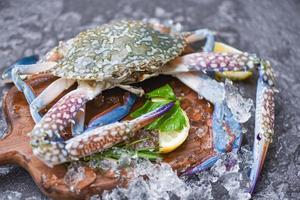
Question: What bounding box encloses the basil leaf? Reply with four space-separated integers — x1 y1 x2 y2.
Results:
130 84 187 132
146 84 176 100
157 102 187 132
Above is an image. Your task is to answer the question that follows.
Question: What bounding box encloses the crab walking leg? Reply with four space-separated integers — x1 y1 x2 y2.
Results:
30 78 76 123
86 93 137 131
118 85 145 96
249 60 275 194
149 20 214 51
2 55 39 83
185 29 215 52
66 102 174 158
11 62 57 104
162 52 257 75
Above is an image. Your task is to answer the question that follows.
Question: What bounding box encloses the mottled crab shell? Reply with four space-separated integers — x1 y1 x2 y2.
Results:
51 20 186 83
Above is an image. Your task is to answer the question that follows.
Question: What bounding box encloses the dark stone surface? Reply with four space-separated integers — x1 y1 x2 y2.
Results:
0 0 300 199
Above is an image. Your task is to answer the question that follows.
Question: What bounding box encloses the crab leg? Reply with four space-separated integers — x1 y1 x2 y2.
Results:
34 81 102 136
249 60 275 194
2 55 39 83
66 102 174 158
10 62 56 105
31 102 173 167
86 93 137 131
30 77 76 123
162 52 257 75
149 20 215 52
185 29 215 52
118 85 145 96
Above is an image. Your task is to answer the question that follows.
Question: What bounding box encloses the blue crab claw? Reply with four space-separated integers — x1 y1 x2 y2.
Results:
86 93 137 131
249 139 269 194
31 98 174 167
249 60 275 194
2 55 39 83
66 102 174 158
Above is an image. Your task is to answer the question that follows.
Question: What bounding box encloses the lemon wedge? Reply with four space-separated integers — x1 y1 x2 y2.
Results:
214 42 253 81
159 109 190 153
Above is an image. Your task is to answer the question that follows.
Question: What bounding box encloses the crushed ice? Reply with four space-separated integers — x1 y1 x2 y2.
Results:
225 80 253 123
88 146 253 200
0 191 22 200
64 162 86 192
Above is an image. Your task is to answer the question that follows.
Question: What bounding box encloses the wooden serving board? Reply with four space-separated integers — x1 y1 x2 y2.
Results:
0 74 215 200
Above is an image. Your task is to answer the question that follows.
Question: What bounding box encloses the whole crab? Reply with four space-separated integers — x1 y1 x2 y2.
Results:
2 20 275 194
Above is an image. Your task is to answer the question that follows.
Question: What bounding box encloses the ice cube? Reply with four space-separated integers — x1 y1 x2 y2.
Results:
225 80 253 123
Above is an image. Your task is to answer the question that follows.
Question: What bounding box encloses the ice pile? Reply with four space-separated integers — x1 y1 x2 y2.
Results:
0 165 14 176
89 147 253 200
0 191 22 200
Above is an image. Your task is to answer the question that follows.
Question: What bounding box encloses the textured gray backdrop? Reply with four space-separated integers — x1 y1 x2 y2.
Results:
0 0 300 199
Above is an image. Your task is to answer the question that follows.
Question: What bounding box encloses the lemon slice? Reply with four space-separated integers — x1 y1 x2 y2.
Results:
214 42 253 81
159 109 190 153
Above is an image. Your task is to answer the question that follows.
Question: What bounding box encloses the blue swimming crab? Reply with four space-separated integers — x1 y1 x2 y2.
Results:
2 20 275 194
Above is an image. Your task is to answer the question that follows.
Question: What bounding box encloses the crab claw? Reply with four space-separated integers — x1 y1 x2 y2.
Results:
65 102 174 158
249 138 270 194
2 55 39 83
86 93 137 131
249 87 274 193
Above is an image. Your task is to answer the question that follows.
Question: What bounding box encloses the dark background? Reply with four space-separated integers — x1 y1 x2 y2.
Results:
0 0 300 199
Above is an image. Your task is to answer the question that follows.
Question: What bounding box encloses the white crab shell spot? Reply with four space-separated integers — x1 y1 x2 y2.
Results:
110 130 118 136
210 63 218 68
208 55 215 60
218 56 225 61
200 61 207 67
63 113 70 119
220 62 226 67
44 117 52 122
239 62 245 66
51 124 57 130
56 119 63 124
59 125 64 131
93 137 101 142
70 149 79 156
72 140 80 148
43 123 49 129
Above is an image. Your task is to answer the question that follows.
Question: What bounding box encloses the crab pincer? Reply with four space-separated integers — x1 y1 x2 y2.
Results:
30 101 174 167
2 55 39 83
86 93 137 131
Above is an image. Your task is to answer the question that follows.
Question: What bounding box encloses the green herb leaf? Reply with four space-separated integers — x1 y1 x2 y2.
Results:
130 84 187 132
146 84 177 100
157 102 187 132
